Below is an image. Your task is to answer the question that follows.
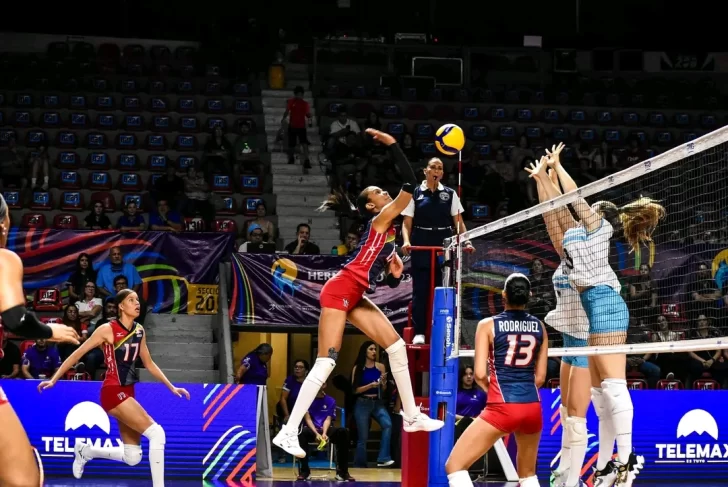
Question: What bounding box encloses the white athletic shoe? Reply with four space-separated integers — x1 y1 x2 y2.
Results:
72 442 89 479
402 409 444 433
272 427 306 458
615 452 645 487
593 461 619 487
550 468 568 487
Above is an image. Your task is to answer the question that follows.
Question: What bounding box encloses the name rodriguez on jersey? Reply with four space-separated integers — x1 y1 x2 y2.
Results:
497 321 540 333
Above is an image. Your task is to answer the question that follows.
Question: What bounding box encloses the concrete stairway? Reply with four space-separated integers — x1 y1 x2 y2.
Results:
261 63 340 253
139 314 217 384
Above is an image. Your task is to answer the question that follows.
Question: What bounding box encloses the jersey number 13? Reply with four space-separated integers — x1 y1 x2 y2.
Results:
504 334 537 367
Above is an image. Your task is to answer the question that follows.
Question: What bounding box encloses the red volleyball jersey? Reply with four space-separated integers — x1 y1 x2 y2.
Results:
102 320 144 387
342 220 397 292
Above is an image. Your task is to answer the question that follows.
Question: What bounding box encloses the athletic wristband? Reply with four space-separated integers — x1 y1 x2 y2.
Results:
388 143 419 186
0 305 53 339
401 183 415 194
386 273 403 288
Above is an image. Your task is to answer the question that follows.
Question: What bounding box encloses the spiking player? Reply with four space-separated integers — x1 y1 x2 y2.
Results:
445 274 548 487
39 289 190 486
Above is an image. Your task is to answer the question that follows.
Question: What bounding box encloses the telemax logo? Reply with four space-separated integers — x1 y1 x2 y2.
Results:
655 409 728 464
41 402 121 458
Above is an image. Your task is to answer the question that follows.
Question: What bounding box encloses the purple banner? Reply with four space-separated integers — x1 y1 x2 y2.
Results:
7 229 234 314
230 253 412 327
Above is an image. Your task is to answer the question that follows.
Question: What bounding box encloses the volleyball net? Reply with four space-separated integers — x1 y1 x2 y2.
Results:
451 126 728 359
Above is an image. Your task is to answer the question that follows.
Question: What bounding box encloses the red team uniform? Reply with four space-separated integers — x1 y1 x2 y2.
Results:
480 310 544 434
100 320 144 412
320 221 396 311
0 323 5 405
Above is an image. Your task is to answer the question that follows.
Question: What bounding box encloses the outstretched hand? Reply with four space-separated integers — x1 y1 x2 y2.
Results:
524 156 549 179
172 387 191 400
545 142 566 167
365 128 397 146
48 323 80 345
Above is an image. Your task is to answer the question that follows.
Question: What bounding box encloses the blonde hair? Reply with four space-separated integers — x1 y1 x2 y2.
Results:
593 197 666 252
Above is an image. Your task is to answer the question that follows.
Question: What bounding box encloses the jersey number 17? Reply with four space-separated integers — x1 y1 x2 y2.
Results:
504 334 537 367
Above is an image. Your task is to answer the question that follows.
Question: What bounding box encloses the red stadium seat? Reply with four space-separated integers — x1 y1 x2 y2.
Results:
242 197 263 217
33 287 63 311
90 192 117 212
30 191 52 211
59 170 82 189
661 303 688 323
213 218 238 233
20 340 35 355
693 379 720 390
117 173 144 192
87 171 113 191
656 379 684 390
211 174 232 194
21 213 47 228
627 379 647 390
240 175 263 195
216 196 238 216
64 371 93 381
470 204 492 223
183 217 205 232
53 213 79 229
2 191 21 209
60 192 84 212
40 316 63 324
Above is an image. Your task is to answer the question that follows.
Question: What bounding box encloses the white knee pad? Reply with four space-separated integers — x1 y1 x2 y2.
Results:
590 387 605 417
143 423 166 449
519 475 539 487
559 404 568 421
309 357 336 387
385 339 408 373
601 380 633 415
123 444 143 466
566 416 588 447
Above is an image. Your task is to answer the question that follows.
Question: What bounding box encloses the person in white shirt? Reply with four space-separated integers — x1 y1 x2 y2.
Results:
75 281 103 332
327 110 360 151
531 145 665 487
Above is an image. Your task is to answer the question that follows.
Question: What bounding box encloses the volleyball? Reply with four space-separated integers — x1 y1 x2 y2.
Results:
434 124 465 156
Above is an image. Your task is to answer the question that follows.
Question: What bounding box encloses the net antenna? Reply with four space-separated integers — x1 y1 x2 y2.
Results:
450 127 728 360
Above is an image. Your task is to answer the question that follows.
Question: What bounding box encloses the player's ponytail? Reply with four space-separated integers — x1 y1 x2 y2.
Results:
617 197 666 252
504 273 531 307
317 188 371 218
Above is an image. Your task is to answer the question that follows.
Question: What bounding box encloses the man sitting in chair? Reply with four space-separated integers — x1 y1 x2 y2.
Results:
298 382 355 482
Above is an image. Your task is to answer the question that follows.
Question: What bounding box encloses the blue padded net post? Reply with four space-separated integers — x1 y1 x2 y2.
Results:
428 286 459 487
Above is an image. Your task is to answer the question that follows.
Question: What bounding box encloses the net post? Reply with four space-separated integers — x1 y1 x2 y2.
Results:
428 286 458 487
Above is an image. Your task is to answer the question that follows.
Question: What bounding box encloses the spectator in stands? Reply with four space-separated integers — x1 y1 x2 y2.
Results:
509 135 535 173
67 253 97 302
285 224 320 255
203 126 234 176
75 281 103 330
454 366 487 438
400 133 421 163
238 223 272 253
278 359 310 424
297 382 354 481
112 275 147 325
236 343 273 385
686 314 727 387
647 314 681 383
96 246 142 297
527 258 554 322
29 143 50 191
84 201 113 230
117 200 146 232
327 109 361 160
689 262 722 320
0 339 21 379
629 263 658 321
592 141 619 177
233 120 260 177
149 199 183 232
281 86 312 171
362 110 381 132
0 135 26 190
95 297 117 328
182 167 215 231
493 148 521 210
244 202 276 244
622 135 647 167
21 339 61 379
59 304 86 360
351 342 393 468
332 227 360 256
152 166 184 207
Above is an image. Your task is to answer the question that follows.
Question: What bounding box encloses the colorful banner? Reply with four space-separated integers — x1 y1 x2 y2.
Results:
229 253 413 327
0 380 257 482
7 229 234 314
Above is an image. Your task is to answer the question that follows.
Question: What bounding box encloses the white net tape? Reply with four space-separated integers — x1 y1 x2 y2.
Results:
453 126 728 359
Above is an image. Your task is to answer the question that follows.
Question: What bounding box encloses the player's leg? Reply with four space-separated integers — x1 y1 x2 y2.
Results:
589 357 618 486
347 296 443 432
274 305 347 457
564 355 592 487
109 398 165 487
552 360 572 486
0 400 41 487
514 429 542 487
445 417 505 487
72 416 145 478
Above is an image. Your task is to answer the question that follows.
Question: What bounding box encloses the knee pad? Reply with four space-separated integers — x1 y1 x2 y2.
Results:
601 379 633 415
519 475 539 487
566 417 588 446
385 339 408 372
123 444 143 466
143 423 166 449
559 405 568 421
309 357 336 387
590 387 605 417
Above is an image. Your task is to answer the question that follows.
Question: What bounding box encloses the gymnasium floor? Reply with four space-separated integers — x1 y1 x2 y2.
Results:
41 480 728 487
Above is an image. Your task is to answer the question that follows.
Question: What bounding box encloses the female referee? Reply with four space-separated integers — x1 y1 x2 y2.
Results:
445 273 547 487
273 128 444 459
38 289 190 486
536 145 664 487
0 193 81 487
526 155 593 487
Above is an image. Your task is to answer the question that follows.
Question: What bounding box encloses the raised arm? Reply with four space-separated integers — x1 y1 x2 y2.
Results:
547 144 601 232
526 157 576 245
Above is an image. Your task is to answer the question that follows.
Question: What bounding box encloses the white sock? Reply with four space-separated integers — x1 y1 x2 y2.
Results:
520 475 540 487
385 339 418 418
83 443 124 462
285 357 336 431
558 405 571 473
447 470 474 487
565 417 588 487
143 424 165 487
591 387 615 470
603 378 633 465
